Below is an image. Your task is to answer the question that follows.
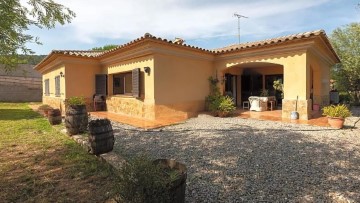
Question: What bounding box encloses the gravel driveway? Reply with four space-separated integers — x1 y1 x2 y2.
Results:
111 108 360 202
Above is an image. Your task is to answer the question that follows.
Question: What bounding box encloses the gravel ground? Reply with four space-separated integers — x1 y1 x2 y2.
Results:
110 107 360 202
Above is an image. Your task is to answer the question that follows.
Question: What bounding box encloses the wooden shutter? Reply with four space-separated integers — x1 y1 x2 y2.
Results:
55 76 60 96
44 79 49 95
132 68 140 98
95 74 107 95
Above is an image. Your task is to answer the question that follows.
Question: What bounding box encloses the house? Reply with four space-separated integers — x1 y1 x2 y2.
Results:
35 30 339 120
0 64 42 102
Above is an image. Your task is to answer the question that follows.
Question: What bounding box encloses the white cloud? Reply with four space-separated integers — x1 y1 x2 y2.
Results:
25 0 360 54
56 0 333 43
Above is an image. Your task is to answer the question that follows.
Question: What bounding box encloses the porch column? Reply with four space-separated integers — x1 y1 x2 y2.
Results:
282 53 312 120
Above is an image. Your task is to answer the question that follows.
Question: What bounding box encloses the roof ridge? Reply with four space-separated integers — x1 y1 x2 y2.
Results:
214 29 325 53
99 33 213 57
53 49 105 53
36 29 337 70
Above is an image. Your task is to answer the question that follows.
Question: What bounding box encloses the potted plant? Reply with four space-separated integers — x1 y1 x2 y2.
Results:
205 76 237 117
217 96 236 117
208 95 236 117
117 155 187 203
65 96 88 135
322 104 351 129
260 89 269 97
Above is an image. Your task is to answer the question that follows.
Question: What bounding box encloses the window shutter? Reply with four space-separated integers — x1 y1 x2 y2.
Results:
95 74 108 95
44 79 49 95
132 68 140 98
55 76 60 96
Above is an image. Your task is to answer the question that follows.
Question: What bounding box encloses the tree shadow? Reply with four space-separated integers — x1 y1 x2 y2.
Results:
0 109 42 121
114 122 360 202
0 138 116 202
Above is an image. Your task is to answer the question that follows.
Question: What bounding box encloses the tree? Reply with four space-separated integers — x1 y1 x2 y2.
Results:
91 44 118 51
0 0 75 71
330 23 360 104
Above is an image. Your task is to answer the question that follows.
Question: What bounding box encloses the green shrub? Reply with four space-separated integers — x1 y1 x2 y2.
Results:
339 92 352 104
116 155 173 203
208 95 236 116
65 96 86 106
273 79 284 98
205 76 236 116
205 76 221 111
208 95 221 112
208 76 220 94
322 104 351 118
218 96 236 113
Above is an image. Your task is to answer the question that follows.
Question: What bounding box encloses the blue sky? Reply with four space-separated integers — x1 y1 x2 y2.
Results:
27 0 360 55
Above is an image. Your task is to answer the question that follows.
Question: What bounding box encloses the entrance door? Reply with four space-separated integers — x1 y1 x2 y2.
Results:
241 74 263 102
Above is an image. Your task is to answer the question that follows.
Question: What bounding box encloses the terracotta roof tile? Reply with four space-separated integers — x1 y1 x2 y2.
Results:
35 29 339 70
99 33 213 58
213 30 325 53
52 50 104 57
34 50 104 70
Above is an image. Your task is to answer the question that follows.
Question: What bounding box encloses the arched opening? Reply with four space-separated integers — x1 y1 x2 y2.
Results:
223 62 284 107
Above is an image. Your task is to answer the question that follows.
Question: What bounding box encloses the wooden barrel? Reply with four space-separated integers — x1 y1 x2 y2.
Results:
88 119 114 155
65 105 88 135
48 109 62 125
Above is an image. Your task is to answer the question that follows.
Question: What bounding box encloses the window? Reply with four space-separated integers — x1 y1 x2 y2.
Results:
95 74 107 95
113 72 133 95
55 76 60 97
44 79 50 95
112 68 140 98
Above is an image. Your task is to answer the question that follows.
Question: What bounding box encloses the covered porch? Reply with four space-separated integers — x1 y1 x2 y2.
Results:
222 62 284 108
216 52 331 120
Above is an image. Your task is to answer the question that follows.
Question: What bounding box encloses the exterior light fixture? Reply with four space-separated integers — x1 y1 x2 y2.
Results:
144 67 151 75
60 72 65 77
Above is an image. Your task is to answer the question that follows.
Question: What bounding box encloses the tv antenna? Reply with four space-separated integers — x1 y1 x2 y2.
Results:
233 13 248 44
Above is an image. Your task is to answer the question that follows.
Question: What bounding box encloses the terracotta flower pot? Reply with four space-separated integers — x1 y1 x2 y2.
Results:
327 117 345 129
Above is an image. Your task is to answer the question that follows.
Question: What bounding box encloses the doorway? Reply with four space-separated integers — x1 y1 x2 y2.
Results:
224 74 237 104
241 74 263 103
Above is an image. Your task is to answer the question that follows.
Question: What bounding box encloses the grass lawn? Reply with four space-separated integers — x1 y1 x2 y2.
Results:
0 103 118 202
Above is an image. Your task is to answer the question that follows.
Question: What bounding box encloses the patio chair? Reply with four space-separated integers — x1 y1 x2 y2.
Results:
249 96 268 112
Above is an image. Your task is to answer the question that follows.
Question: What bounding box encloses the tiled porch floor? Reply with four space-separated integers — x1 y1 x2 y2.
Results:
90 108 330 129
234 108 330 127
90 111 188 129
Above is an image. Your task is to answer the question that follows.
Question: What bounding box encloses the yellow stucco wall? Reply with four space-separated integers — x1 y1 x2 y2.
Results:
65 61 102 99
40 57 101 113
42 65 66 99
307 49 331 106
104 55 156 119
153 47 214 118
